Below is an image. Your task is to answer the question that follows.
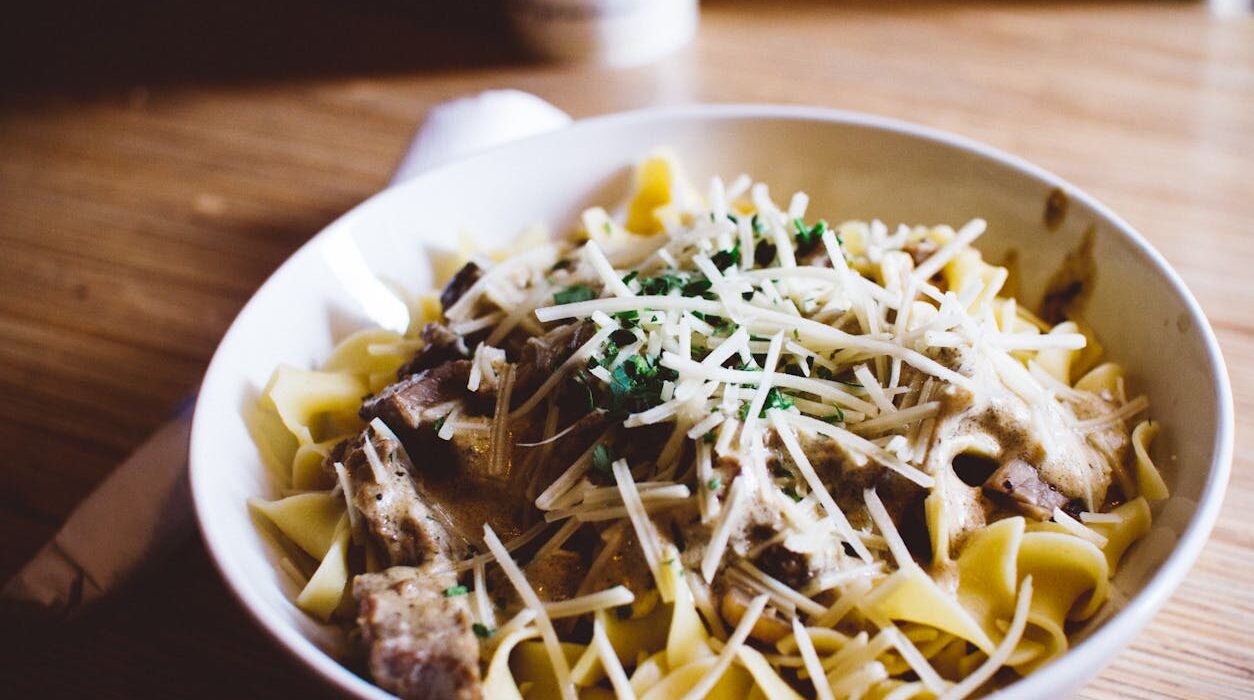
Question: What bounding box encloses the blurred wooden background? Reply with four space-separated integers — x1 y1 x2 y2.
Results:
1 0 1252 697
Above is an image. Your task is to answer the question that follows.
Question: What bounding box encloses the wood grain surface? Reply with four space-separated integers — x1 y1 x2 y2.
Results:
1 1 1251 697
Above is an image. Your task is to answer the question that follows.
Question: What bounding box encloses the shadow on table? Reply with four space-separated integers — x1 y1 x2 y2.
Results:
0 538 343 699
0 0 527 99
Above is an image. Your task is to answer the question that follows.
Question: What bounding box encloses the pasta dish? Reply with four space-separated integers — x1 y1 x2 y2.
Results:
247 152 1167 700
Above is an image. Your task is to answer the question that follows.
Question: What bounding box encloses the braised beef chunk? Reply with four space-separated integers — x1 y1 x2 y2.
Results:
515 320 596 395
361 360 474 431
440 261 482 312
355 564 482 700
984 459 1070 520
397 323 468 378
755 542 810 590
336 426 462 566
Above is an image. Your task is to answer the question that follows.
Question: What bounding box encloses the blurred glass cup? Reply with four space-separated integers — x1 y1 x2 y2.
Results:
508 0 699 68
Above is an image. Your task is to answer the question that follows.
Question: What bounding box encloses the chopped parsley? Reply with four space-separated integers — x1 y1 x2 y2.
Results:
764 387 795 412
443 585 468 597
783 486 804 503
620 270 639 285
432 416 446 433
707 478 722 491
572 369 597 411
638 273 686 296
754 240 777 267
612 310 640 326
608 328 637 348
737 388 794 420
682 278 713 297
607 354 679 414
554 284 596 305
792 217 829 254
592 443 614 474
821 406 846 423
710 245 740 271
691 311 732 333
472 623 495 639
751 213 766 234
702 430 716 444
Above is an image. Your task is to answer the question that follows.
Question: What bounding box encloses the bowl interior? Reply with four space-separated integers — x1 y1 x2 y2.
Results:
190 106 1230 700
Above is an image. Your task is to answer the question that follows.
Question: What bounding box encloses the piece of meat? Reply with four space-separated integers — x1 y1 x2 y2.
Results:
984 459 1069 520
361 360 475 430
334 426 464 566
355 564 482 700
441 261 482 312
792 431 927 546
397 323 469 379
515 321 596 395
929 345 1116 509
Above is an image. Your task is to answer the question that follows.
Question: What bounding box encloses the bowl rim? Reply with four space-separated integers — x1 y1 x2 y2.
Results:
189 102 1234 699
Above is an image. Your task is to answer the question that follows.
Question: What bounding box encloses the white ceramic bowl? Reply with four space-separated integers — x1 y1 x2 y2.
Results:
189 105 1233 699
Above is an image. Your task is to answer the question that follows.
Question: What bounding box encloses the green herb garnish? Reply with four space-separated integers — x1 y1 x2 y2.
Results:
443 585 468 597
621 270 639 285
639 273 687 296
707 478 722 491
754 239 777 267
821 405 846 424
764 387 794 412
472 623 495 639
792 217 828 254
613 310 640 326
710 245 740 271
554 284 596 305
609 328 638 349
592 443 614 474
783 486 804 503
432 416 446 432
608 354 678 414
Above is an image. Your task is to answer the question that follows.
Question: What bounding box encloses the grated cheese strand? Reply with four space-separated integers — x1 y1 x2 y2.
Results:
483 524 577 700
791 617 837 700
768 410 875 563
611 459 668 599
939 576 1034 700
679 593 769 700
864 487 914 570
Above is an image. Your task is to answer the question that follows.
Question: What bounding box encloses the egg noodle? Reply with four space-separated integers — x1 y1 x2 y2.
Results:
247 152 1167 699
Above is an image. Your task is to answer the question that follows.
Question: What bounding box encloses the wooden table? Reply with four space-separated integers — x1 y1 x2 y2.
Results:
2 1 1251 697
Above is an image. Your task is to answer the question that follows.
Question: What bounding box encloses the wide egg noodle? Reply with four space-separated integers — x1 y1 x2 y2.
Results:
1131 420 1169 500
1034 320 1082 384
249 491 346 562
295 515 351 621
264 364 367 446
861 565 996 655
321 327 413 394
482 627 540 700
511 640 586 699
942 245 1008 314
1011 531 1108 674
1088 497 1153 572
291 437 344 491
956 517 1026 643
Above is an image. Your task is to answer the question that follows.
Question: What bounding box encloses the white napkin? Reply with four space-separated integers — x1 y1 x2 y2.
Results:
2 90 572 616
